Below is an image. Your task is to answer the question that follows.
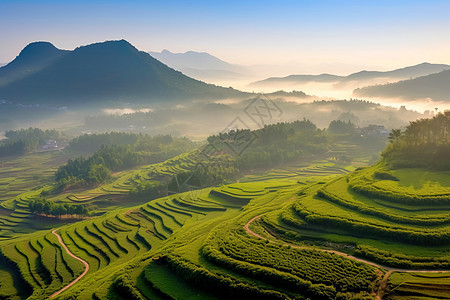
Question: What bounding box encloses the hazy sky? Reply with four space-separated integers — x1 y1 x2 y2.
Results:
1 0 450 73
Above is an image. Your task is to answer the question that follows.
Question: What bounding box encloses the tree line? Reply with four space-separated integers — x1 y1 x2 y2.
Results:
0 127 63 157
28 198 90 218
383 111 450 169
54 133 195 191
206 119 328 170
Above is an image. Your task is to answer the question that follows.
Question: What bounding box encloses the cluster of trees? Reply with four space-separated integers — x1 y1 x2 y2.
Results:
68 132 139 153
28 198 89 218
129 180 167 200
0 127 63 157
206 119 329 170
383 111 450 169
168 159 238 192
0 140 31 157
5 128 60 142
55 133 195 190
328 120 356 134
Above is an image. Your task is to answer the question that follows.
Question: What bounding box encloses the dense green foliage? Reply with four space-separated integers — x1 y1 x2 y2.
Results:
167 157 238 192
129 181 167 200
55 134 195 188
0 113 448 300
328 120 356 134
383 111 450 169
29 198 89 217
0 127 63 157
0 40 246 105
207 119 329 169
67 132 139 153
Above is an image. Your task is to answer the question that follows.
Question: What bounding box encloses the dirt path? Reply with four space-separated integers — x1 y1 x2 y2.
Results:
244 215 450 299
49 229 89 299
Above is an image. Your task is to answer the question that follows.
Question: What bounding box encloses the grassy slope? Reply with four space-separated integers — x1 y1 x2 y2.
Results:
0 146 448 299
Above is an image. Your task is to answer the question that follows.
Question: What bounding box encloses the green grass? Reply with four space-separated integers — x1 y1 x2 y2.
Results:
0 148 448 300
388 272 450 299
143 260 217 300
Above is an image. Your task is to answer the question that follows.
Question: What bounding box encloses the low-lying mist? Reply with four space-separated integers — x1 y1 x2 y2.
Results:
1 95 429 142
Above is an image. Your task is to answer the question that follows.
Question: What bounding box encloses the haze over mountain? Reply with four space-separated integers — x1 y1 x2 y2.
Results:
149 49 251 81
353 69 450 102
0 40 246 106
251 63 450 87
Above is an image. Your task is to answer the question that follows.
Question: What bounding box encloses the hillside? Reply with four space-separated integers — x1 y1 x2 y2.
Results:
251 62 450 87
0 137 448 299
353 69 450 102
0 40 246 106
0 41 69 87
0 115 448 300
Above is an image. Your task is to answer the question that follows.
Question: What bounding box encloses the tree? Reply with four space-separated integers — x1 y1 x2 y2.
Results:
388 129 401 143
87 164 111 184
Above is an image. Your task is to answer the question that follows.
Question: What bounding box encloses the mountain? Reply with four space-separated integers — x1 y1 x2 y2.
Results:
341 62 450 82
149 49 250 80
251 63 450 87
250 73 342 86
0 40 246 106
353 69 450 102
0 41 69 87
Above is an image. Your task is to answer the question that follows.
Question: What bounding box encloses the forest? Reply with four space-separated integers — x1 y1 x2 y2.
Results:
383 111 450 169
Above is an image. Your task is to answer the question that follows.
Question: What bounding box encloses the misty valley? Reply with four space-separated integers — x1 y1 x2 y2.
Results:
1 3 450 299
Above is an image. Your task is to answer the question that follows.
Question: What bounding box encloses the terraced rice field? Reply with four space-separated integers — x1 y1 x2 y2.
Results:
0 149 448 299
0 158 350 299
252 164 450 298
0 151 200 239
0 184 259 299
0 152 70 203
240 161 353 183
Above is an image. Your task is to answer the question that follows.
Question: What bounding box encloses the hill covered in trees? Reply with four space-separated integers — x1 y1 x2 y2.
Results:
54 132 195 189
0 40 246 106
354 69 450 102
383 111 450 169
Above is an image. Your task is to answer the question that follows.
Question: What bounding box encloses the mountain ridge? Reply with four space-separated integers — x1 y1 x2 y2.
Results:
149 49 251 80
353 69 450 102
251 62 450 86
0 40 247 106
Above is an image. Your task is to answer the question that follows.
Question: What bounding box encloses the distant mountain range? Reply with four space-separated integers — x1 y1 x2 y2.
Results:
149 49 251 80
0 40 246 106
251 63 450 87
353 69 450 102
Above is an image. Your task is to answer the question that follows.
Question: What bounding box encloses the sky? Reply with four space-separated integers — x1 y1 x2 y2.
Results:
1 0 450 73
